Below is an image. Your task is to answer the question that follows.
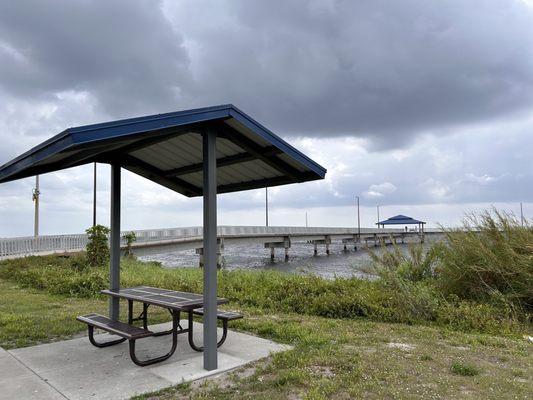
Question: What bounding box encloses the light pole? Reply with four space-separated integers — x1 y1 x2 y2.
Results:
93 163 97 227
305 212 308 228
520 202 524 226
377 205 380 228
265 187 269 227
356 196 360 236
32 175 40 237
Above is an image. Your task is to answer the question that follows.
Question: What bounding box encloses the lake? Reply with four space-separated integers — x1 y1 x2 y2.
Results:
140 234 443 279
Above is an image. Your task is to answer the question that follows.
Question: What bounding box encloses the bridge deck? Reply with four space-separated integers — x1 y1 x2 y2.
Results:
0 226 434 260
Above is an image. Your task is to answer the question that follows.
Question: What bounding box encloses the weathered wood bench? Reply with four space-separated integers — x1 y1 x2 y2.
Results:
187 308 243 351
77 312 178 366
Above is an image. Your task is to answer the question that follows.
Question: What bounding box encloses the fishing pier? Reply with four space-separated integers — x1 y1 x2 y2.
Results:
0 225 431 263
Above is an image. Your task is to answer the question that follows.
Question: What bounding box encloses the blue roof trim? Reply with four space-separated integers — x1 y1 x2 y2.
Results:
70 108 231 145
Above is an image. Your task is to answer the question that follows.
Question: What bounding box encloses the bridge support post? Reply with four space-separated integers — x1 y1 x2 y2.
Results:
325 235 331 255
313 243 317 256
196 239 224 268
265 237 290 262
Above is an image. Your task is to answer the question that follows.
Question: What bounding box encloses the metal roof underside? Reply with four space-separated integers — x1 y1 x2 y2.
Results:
0 105 326 197
377 215 426 225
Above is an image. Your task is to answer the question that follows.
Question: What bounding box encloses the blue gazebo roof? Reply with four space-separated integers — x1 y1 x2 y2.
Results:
376 215 426 225
0 104 326 196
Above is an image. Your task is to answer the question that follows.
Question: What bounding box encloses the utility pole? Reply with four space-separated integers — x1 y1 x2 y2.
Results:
265 187 269 227
32 175 40 237
356 196 360 236
377 205 380 228
520 202 524 226
93 163 97 226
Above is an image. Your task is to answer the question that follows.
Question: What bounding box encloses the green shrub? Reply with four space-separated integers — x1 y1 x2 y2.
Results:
0 240 530 335
369 242 438 283
435 209 533 312
122 231 137 257
85 225 110 268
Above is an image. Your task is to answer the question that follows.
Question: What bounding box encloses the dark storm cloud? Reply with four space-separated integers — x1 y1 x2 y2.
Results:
1 0 532 144
168 0 533 145
0 0 191 117
1 0 533 236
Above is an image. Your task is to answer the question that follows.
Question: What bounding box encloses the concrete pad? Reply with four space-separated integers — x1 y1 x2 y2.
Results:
8 321 289 400
0 347 64 400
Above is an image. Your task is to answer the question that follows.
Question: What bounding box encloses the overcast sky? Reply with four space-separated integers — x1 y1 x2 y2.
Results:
0 0 532 236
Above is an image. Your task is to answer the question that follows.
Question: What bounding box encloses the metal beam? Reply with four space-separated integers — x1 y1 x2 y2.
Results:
109 163 121 321
121 154 202 197
164 146 282 177
217 172 319 194
215 123 303 180
202 127 218 371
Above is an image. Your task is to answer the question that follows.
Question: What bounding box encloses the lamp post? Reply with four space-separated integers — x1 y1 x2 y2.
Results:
32 175 40 237
93 163 97 227
377 205 380 228
356 196 360 236
265 187 269 227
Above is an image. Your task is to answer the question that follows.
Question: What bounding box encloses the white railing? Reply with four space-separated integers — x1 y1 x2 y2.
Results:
0 225 414 259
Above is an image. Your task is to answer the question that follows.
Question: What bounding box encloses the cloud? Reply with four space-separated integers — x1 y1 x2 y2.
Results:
0 0 192 118
364 182 397 198
0 1 533 236
164 0 533 146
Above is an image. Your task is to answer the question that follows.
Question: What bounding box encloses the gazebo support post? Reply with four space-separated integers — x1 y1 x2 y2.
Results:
109 163 121 321
203 128 218 371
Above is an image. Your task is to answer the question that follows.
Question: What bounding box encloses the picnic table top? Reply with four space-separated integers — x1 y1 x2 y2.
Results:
101 286 228 311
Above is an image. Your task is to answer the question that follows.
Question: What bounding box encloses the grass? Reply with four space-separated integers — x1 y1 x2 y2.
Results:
450 361 481 376
436 209 533 311
0 209 531 398
0 278 531 399
139 309 532 399
0 279 107 349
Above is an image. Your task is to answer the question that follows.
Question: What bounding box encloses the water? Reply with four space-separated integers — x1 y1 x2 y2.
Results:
140 235 443 279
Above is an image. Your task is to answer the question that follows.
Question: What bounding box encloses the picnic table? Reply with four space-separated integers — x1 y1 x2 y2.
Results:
77 286 242 366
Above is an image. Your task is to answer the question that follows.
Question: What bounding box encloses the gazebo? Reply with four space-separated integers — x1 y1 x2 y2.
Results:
377 215 426 232
0 104 326 370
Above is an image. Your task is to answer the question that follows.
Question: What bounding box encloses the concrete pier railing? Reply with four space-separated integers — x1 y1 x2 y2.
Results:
0 225 425 260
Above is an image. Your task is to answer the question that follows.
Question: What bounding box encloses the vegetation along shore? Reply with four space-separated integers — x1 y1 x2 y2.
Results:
0 210 531 399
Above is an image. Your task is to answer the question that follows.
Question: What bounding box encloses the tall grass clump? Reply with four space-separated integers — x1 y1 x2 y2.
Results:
369 241 438 283
435 209 533 312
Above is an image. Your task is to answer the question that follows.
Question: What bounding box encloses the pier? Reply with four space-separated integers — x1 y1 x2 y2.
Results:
0 225 434 262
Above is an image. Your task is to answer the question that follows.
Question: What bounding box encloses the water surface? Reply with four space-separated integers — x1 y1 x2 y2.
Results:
140 235 443 279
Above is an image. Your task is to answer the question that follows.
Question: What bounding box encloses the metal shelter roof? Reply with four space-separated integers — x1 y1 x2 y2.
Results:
377 215 426 225
0 104 326 196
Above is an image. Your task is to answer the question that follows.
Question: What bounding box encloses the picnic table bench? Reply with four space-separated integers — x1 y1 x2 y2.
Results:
77 286 242 366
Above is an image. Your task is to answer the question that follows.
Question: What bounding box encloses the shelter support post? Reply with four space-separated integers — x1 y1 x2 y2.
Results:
109 163 121 321
203 128 218 371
